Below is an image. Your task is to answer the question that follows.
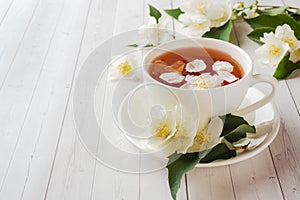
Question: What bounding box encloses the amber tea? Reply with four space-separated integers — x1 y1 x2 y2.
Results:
148 47 244 89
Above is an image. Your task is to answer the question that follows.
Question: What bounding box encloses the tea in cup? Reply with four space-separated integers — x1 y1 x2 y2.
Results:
141 38 277 128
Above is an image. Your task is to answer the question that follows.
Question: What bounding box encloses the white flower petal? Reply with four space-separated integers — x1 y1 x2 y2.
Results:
216 71 238 83
138 16 171 46
179 0 199 13
187 117 223 153
108 55 138 80
243 8 259 19
148 107 178 145
178 13 192 25
212 61 234 72
184 74 223 89
185 75 199 83
255 37 290 67
202 74 223 88
147 109 199 157
205 0 232 27
127 84 179 128
275 24 298 49
206 117 223 145
260 32 277 44
186 59 207 72
159 72 185 83
180 14 211 36
172 117 198 154
290 42 300 63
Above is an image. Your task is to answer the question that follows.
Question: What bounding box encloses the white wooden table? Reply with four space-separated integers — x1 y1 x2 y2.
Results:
0 0 299 199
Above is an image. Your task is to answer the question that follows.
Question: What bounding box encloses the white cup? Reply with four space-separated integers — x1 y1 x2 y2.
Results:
142 38 277 128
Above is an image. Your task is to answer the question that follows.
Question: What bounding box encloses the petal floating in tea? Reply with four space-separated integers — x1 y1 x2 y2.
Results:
159 72 185 83
212 61 234 72
185 75 199 83
216 71 238 83
202 74 223 88
183 74 223 89
186 59 207 72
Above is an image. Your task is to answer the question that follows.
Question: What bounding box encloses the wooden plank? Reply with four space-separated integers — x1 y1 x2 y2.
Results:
89 0 141 198
0 0 93 199
0 0 14 26
283 0 300 8
45 108 96 200
140 169 187 200
0 0 66 192
187 167 235 200
230 150 283 200
0 0 39 85
281 0 300 113
232 1 300 197
45 0 117 199
0 0 92 199
269 82 300 199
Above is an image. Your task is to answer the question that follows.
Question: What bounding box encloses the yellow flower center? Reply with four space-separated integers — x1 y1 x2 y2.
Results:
269 44 281 56
196 76 208 88
118 60 132 75
194 129 207 145
192 22 207 31
214 12 228 23
196 2 206 14
156 123 171 139
283 37 296 48
294 48 300 58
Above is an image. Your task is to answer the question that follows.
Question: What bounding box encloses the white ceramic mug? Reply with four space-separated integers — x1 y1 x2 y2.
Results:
142 38 277 128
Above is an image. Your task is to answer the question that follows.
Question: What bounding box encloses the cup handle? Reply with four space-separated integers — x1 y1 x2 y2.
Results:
232 74 278 116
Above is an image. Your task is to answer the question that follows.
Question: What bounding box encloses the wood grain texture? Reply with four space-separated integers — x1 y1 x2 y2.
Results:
233 1 300 199
0 0 14 27
46 0 116 199
187 167 235 200
0 0 92 199
0 0 67 195
0 0 298 199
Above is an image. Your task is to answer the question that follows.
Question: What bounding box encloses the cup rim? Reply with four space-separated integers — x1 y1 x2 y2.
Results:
142 38 252 91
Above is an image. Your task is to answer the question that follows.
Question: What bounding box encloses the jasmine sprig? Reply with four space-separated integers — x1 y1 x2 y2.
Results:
167 114 256 200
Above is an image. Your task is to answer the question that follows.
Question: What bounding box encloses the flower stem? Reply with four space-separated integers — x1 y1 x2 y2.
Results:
258 5 299 13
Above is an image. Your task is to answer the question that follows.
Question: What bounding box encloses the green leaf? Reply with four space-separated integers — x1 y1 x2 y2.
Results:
273 53 300 79
220 114 250 136
127 44 139 47
292 14 300 24
199 143 236 163
291 9 300 23
203 20 233 41
258 6 288 15
144 44 154 48
245 14 300 39
247 27 275 43
167 152 205 200
164 8 184 20
149 4 161 24
224 124 256 143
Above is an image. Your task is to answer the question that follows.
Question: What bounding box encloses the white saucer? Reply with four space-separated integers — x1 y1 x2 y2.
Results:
118 86 280 167
195 87 280 167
